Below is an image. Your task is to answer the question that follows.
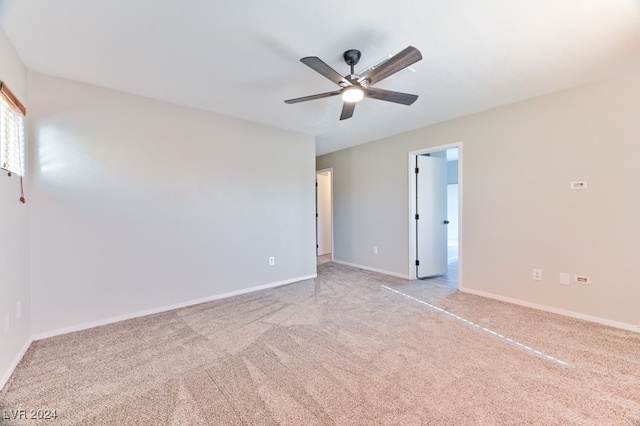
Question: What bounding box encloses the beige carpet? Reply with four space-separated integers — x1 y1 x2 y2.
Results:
2 262 640 425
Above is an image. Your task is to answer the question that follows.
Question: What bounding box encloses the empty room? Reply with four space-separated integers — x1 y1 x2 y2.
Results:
1 0 640 424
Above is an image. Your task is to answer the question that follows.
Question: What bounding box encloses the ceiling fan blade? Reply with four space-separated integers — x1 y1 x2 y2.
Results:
357 57 389 79
365 88 419 105
340 102 356 120
359 46 422 86
300 57 352 87
284 90 342 104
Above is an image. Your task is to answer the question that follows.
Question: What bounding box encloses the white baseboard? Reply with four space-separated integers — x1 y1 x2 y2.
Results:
33 274 317 341
461 287 640 333
0 337 33 391
332 260 410 279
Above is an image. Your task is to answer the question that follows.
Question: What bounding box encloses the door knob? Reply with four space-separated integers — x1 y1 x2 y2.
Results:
443 220 450 224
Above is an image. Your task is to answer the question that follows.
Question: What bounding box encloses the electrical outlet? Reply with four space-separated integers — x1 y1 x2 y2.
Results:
559 273 570 286
268 256 275 266
532 269 542 281
574 275 591 285
373 246 378 255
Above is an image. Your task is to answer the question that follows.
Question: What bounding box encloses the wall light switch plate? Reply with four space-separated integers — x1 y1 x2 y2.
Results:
570 181 588 190
559 273 570 286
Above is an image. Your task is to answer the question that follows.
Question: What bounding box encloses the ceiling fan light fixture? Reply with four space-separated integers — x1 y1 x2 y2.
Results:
342 87 364 103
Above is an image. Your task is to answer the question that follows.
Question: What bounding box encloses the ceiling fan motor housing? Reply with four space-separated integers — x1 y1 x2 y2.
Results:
343 49 361 66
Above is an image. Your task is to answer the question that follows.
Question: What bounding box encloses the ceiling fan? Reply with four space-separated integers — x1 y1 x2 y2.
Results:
285 46 422 120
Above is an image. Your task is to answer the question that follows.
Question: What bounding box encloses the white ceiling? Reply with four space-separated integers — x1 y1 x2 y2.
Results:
1 0 639 155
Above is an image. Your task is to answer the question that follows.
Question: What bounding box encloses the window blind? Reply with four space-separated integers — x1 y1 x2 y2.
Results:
0 82 26 177
0 81 27 203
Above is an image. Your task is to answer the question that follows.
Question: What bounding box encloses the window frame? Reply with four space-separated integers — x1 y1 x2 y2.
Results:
0 80 27 203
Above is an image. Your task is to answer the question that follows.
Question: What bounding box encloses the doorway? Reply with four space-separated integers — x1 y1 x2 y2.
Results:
408 143 462 288
316 168 333 265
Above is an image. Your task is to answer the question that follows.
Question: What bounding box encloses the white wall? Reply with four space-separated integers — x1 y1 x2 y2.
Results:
447 160 458 184
317 71 640 329
0 28 31 389
28 72 316 336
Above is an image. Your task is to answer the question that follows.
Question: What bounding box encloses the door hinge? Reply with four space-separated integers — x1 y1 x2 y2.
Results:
316 213 319 218
415 260 420 266
415 167 419 174
316 244 319 248
415 214 419 220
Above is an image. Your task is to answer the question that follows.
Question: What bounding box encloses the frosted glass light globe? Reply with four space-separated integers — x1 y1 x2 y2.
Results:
342 87 364 103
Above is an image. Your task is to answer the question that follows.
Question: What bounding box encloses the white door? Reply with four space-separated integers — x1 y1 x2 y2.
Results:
316 171 332 256
416 155 448 278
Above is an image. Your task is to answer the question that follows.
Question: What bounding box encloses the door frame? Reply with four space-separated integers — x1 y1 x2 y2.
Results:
408 142 463 285
316 168 334 260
